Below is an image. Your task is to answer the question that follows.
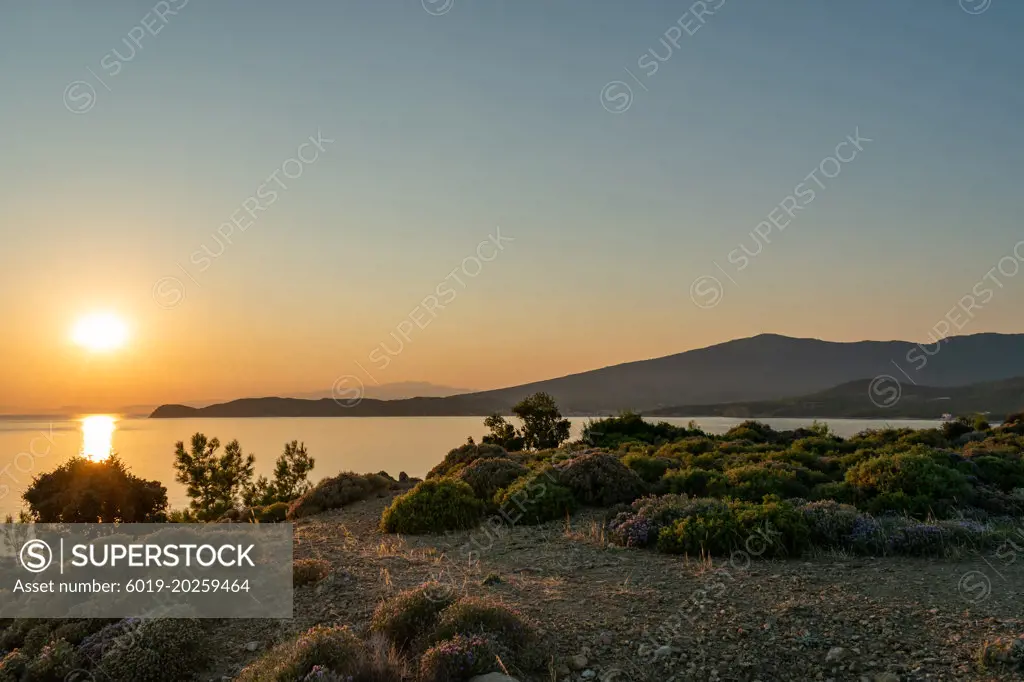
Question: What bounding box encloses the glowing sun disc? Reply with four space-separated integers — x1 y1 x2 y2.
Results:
72 313 128 352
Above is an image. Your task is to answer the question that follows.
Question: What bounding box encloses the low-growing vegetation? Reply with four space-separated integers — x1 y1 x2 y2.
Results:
236 625 404 682
455 456 527 502
22 456 167 523
380 480 484 534
288 472 394 520
368 584 545 680
293 558 331 587
5 398 1024 680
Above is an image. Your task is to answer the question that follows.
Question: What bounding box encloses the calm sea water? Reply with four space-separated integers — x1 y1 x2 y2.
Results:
0 415 942 517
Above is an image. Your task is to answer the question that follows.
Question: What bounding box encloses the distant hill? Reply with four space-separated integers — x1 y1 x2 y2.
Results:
649 376 1024 420
150 332 1024 418
151 395 508 419
286 382 474 401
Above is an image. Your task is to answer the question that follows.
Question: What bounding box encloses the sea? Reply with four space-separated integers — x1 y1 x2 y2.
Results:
0 415 943 517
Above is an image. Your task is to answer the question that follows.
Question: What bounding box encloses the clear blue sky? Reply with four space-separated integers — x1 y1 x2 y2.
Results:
1 1 1022 410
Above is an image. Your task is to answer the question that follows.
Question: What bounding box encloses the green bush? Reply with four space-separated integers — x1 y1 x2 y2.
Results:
417 635 498 682
655 501 739 555
962 438 1021 460
654 499 809 557
77 619 141 663
427 444 508 480
243 440 316 507
0 650 28 681
97 618 206 682
493 469 577 525
294 558 331 587
456 458 527 502
52 619 110 646
731 499 810 556
24 639 80 681
0 619 35 653
581 412 694 448
622 454 672 483
253 501 291 522
380 479 484 534
809 481 857 504
662 468 728 497
370 584 454 652
656 437 715 459
425 597 540 667
723 463 810 501
963 456 1024 492
723 421 778 443
846 452 973 517
21 623 58 656
942 418 975 442
236 625 401 682
555 453 645 506
1000 412 1024 435
23 456 167 523
798 500 863 547
288 472 392 520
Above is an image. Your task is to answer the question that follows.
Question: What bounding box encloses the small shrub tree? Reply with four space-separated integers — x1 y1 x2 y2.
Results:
287 472 391 520
582 411 693 448
236 625 403 682
243 440 316 507
480 414 525 452
494 468 577 525
173 434 255 521
370 583 455 652
427 443 508 479
425 596 540 666
512 392 571 450
555 452 646 506
97 618 206 682
23 456 167 523
456 457 527 502
380 479 484 534
418 634 498 682
845 451 973 517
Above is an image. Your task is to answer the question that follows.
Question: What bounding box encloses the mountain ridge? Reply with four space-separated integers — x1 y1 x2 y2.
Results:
150 332 1024 418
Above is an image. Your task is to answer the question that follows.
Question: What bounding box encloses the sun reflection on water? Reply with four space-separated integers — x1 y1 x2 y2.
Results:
80 415 116 460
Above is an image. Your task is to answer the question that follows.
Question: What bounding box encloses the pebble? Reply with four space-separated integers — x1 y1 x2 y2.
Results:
581 671 596 680
654 645 674 661
825 646 847 663
244 641 260 652
569 653 588 670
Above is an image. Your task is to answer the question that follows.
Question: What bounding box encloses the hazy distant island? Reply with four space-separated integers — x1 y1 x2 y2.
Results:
151 333 1024 419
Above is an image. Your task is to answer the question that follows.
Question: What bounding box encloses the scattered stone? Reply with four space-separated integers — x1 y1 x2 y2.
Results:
244 641 260 652
581 670 596 679
826 646 848 664
569 653 588 670
654 645 674 661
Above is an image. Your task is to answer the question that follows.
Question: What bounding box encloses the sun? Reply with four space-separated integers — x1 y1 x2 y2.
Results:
72 312 129 352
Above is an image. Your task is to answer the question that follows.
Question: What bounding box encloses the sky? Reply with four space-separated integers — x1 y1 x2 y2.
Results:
1 0 1023 413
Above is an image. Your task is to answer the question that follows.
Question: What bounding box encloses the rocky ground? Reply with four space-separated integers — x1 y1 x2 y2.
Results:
204 490 1024 681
